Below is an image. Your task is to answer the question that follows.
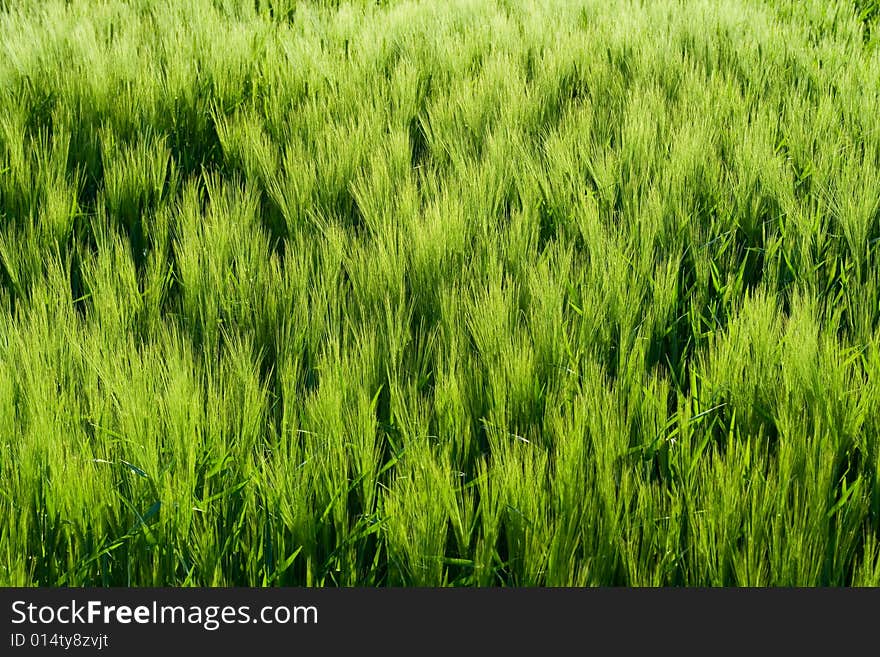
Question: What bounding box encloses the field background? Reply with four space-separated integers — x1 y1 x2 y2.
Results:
2 0 880 586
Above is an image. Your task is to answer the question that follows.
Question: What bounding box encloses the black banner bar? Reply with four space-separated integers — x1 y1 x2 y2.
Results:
2 588 878 654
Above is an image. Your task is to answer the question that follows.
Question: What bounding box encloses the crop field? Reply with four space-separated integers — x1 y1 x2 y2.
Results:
1 0 880 586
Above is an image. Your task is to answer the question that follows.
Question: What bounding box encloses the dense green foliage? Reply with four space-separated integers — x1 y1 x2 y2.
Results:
1 0 880 586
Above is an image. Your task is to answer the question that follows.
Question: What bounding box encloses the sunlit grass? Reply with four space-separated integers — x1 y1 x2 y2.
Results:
1 0 879 586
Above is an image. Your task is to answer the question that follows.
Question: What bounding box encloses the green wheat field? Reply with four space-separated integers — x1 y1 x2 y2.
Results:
1 0 880 586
